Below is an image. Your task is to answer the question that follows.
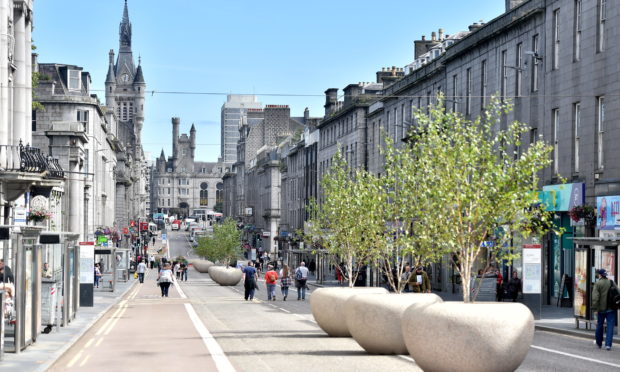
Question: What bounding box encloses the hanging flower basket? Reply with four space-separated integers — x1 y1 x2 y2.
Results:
569 205 596 226
27 208 52 222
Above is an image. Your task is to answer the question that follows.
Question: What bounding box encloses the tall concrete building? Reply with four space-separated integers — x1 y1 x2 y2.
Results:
220 95 262 164
104 0 148 230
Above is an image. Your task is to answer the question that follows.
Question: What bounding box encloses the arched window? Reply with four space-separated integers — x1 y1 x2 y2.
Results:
200 182 208 206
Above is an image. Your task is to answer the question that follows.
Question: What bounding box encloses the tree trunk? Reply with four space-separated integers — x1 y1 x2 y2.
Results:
348 255 354 288
461 266 471 303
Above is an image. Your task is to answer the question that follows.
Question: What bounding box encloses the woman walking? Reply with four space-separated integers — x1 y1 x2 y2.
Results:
94 264 102 288
158 263 174 297
279 264 292 301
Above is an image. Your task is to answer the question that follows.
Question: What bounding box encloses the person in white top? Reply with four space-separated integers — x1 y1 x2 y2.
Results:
136 260 147 284
174 262 181 280
294 262 310 300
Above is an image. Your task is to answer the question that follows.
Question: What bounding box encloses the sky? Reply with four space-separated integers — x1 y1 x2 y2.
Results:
34 0 506 162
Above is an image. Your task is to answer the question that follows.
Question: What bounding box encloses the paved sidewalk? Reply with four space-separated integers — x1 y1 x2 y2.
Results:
1 276 137 372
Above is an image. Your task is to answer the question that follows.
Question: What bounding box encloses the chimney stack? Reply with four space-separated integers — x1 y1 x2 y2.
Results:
324 88 338 117
505 0 527 12
438 28 444 41
431 32 436 41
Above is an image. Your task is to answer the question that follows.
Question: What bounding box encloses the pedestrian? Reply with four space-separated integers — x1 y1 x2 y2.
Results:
308 259 316 276
408 266 431 293
94 264 102 288
507 271 522 302
265 265 278 301
152 236 156 245
295 261 309 300
335 263 343 286
174 261 181 279
137 260 147 284
279 264 292 301
242 261 258 301
1 259 15 283
401 265 412 292
181 262 188 281
149 255 155 269
157 263 174 297
593 268 616 350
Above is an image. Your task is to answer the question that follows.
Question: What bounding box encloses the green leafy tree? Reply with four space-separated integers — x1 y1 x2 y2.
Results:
404 96 553 302
307 150 383 287
195 218 241 265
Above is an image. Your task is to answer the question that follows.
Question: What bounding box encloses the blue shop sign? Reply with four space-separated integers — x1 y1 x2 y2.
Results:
597 196 620 230
541 183 585 212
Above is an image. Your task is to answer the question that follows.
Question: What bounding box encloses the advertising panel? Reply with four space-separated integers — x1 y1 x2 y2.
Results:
596 196 620 230
522 243 542 294
542 183 585 212
574 249 588 317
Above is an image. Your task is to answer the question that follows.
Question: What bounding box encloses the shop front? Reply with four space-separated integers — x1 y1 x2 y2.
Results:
541 183 585 306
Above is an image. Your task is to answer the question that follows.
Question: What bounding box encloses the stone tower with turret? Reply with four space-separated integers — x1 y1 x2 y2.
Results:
105 0 146 149
106 0 148 232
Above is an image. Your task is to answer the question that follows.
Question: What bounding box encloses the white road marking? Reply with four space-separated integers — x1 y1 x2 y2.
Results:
278 307 291 313
84 338 94 349
184 303 236 372
95 300 127 336
95 338 104 347
174 278 187 299
79 354 91 367
531 345 620 368
66 351 83 368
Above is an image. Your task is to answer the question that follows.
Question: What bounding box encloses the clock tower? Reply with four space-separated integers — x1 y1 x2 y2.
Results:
105 0 146 149
105 0 148 234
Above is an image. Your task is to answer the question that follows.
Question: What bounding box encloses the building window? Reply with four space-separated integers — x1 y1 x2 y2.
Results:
501 50 507 102
466 68 472 115
481 60 487 109
552 109 559 175
451 74 458 112
516 43 523 96
32 110 37 132
532 34 540 92
597 96 605 169
574 0 581 61
426 90 431 114
68 69 81 90
598 0 606 52
553 9 560 70
573 103 580 173
530 128 538 145
167 199 170 207
77 110 89 132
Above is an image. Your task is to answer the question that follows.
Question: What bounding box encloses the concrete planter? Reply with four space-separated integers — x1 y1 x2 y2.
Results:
192 260 213 273
402 302 534 372
208 266 242 286
310 287 388 337
345 293 442 354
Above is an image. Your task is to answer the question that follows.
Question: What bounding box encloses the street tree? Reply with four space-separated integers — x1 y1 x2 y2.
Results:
403 96 553 302
195 218 242 266
307 150 384 288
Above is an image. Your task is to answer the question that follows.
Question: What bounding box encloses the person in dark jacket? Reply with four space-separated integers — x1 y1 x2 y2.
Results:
507 271 522 302
593 268 616 350
408 266 431 293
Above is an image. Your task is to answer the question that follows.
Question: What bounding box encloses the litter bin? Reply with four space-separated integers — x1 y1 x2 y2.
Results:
41 281 58 334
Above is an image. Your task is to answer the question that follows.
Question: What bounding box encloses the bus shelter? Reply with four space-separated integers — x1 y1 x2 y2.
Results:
572 237 619 331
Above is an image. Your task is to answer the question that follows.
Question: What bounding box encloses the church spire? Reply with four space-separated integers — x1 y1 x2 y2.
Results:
119 0 132 50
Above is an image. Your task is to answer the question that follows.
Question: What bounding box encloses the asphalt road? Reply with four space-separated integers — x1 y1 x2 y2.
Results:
168 229 620 371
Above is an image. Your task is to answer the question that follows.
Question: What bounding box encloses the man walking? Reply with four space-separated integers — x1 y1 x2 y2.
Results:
242 261 258 301
136 260 147 284
593 269 616 350
295 262 309 300
265 265 278 301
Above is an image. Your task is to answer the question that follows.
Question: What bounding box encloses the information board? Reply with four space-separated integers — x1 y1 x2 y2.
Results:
522 244 542 294
79 245 95 284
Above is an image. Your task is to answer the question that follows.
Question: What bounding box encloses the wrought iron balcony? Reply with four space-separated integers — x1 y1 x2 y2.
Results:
0 141 64 179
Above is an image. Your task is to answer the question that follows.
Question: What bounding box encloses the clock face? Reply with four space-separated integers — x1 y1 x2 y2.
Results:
122 73 129 82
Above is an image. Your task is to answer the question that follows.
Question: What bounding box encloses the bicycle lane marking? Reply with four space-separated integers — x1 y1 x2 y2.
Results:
184 303 236 372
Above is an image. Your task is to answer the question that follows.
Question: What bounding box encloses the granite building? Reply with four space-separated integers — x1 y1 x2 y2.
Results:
33 61 120 240
151 118 225 218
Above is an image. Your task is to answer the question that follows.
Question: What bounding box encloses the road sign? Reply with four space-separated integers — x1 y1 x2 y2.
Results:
161 234 167 241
